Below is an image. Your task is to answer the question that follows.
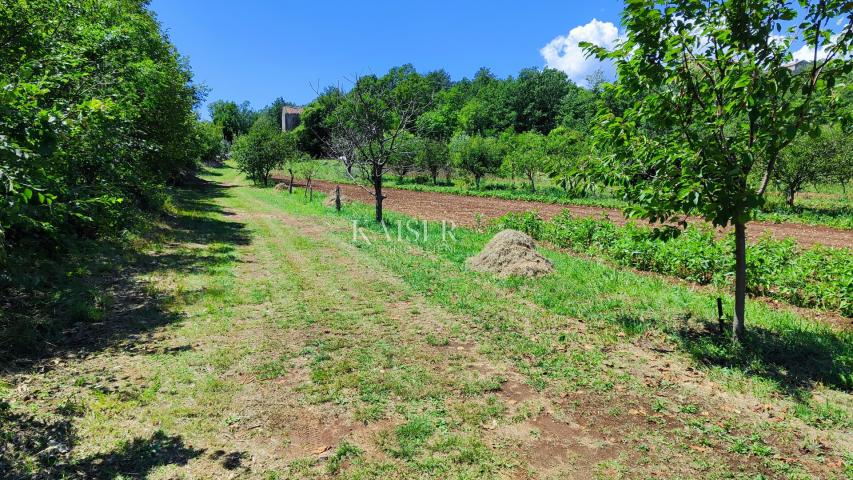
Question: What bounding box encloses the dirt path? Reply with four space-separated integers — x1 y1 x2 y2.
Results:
2 172 848 478
304 179 853 249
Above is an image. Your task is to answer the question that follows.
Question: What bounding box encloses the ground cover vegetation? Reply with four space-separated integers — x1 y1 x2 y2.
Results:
493 211 853 317
7 164 848 477
261 169 853 477
2 0 853 476
179 165 851 477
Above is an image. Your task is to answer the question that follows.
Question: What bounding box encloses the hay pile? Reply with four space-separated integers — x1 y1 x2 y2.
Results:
322 190 352 208
466 230 554 278
274 182 290 192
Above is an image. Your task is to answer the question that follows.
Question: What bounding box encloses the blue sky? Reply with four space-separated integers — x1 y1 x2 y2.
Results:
149 0 624 115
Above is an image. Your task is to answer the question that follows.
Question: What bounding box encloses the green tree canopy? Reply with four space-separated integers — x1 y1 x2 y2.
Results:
511 68 573 134
775 126 852 206
298 86 344 157
415 137 451 184
209 100 256 143
503 131 548 191
546 126 593 195
232 116 289 186
586 0 853 340
449 133 502 188
1 0 206 259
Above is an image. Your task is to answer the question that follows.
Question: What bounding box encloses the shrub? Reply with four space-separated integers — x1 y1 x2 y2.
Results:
232 116 291 186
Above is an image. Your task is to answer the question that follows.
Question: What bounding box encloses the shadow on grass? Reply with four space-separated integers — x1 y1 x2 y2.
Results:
667 317 853 397
0 176 249 367
0 405 204 479
779 202 851 215
0 176 244 477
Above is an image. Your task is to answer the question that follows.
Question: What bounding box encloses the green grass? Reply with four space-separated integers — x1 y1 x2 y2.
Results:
492 210 852 317
254 166 853 424
4 164 850 479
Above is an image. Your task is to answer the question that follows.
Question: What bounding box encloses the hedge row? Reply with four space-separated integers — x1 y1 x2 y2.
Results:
492 211 853 317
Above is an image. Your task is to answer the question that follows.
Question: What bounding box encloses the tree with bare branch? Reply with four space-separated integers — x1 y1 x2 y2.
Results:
326 74 427 222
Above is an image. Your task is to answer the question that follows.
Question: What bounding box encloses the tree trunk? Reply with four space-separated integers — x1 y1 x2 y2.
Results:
431 168 438 185
528 173 536 193
475 175 481 189
288 170 294 194
373 167 384 223
733 222 747 342
308 178 313 201
786 189 795 208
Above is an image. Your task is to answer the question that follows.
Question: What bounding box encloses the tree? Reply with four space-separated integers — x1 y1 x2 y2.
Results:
388 131 420 181
280 130 304 193
327 74 424 222
415 137 450 184
586 0 853 341
232 116 288 186
511 68 572 133
415 87 466 142
261 97 297 130
827 135 853 192
299 87 343 157
449 133 502 188
383 64 436 129
193 120 225 165
209 100 256 143
558 83 599 133
458 70 515 135
504 132 547 192
816 120 853 192
774 126 848 206
294 152 319 200
1 0 205 260
546 126 592 195
424 69 453 92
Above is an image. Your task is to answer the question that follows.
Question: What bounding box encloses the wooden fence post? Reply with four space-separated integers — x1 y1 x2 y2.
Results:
717 297 724 334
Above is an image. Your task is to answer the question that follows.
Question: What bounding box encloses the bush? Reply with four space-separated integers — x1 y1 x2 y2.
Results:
0 0 206 257
449 133 502 188
232 116 290 186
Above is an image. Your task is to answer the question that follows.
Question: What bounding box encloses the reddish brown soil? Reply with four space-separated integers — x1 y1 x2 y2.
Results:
303 179 852 249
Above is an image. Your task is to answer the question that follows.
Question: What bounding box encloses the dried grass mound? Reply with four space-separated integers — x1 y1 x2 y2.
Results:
466 230 554 278
274 182 290 192
323 190 352 208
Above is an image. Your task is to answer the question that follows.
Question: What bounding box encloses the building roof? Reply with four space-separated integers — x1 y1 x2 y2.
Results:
282 106 304 114
782 60 811 73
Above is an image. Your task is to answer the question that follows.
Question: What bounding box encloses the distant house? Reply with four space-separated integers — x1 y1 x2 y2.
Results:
783 60 811 74
281 106 304 132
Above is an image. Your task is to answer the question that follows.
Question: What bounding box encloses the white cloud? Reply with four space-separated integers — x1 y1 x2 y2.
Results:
791 33 849 62
540 19 621 85
792 43 831 62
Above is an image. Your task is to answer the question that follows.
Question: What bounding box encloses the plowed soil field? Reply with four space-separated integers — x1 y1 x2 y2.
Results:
303 179 853 249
